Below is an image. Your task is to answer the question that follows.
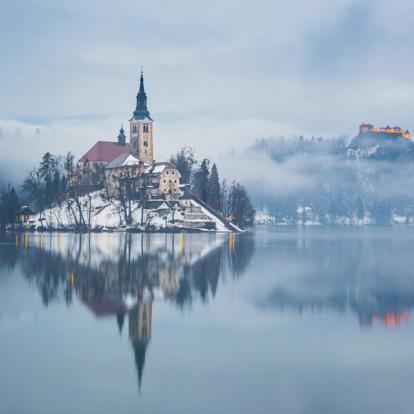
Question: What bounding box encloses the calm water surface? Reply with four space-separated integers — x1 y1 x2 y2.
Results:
1 227 414 414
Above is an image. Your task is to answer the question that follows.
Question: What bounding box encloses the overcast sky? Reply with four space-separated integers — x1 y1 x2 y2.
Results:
1 0 414 181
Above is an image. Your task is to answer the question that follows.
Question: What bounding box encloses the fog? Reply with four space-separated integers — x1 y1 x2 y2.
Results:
218 135 414 223
2 0 414 167
2 0 414 211
0 116 296 187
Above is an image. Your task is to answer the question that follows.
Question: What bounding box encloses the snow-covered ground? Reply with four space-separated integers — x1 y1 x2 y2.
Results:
348 145 380 159
33 191 233 232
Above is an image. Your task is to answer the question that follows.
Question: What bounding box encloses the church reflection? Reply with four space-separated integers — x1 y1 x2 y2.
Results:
6 232 254 389
129 292 152 389
6 229 414 389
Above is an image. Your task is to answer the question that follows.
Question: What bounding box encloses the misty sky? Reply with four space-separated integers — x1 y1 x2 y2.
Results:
1 0 414 182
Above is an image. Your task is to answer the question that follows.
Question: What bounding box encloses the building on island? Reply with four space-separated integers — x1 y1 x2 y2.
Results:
104 153 143 198
144 162 182 197
19 205 34 224
73 127 131 188
73 71 180 198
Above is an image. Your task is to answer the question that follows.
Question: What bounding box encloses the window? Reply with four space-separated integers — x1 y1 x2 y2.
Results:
132 125 137 133
143 124 149 133
143 141 148 147
164 179 166 183
172 171 174 175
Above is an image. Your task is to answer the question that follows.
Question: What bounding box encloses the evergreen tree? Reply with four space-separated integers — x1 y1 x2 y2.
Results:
0 186 20 230
39 152 57 183
192 159 210 202
39 152 58 208
207 163 221 211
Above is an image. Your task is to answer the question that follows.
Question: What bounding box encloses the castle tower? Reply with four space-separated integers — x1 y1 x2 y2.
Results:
129 70 154 164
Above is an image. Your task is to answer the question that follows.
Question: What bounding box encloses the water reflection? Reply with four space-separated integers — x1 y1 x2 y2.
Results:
258 230 414 327
3 229 414 413
1 232 254 389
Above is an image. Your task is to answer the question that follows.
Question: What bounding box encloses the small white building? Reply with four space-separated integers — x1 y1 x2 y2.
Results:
144 162 182 197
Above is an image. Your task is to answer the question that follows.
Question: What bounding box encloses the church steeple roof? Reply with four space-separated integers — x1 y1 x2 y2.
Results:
133 70 153 121
117 125 126 145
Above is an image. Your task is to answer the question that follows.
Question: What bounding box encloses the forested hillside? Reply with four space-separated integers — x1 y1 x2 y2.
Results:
249 134 414 224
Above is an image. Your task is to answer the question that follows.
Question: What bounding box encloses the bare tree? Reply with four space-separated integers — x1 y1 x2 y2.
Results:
117 166 141 225
165 182 179 224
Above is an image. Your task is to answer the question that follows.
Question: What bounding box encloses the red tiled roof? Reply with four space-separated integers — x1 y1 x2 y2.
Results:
360 123 374 128
79 141 131 163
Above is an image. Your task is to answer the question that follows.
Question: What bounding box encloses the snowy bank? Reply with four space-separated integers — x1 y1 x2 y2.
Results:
32 190 238 233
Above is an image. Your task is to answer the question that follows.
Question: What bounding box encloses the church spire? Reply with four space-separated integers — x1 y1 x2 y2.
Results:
133 70 153 120
139 69 145 94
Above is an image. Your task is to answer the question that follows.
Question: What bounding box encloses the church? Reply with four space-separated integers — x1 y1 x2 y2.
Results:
73 71 181 198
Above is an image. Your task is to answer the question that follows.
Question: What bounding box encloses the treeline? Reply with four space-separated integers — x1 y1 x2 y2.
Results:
170 147 255 228
253 135 349 161
23 152 75 215
0 186 20 231
3 152 76 231
22 151 104 229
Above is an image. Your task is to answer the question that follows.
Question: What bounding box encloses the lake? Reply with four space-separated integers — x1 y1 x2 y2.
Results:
1 227 414 414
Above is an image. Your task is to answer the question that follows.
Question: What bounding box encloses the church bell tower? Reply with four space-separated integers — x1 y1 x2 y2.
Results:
129 70 154 164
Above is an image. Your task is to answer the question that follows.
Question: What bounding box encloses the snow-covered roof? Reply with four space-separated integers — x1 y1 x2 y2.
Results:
144 162 180 176
20 206 34 215
105 153 140 170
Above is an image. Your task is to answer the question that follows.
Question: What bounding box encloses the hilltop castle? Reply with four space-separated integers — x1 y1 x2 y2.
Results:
73 71 181 197
359 123 412 140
